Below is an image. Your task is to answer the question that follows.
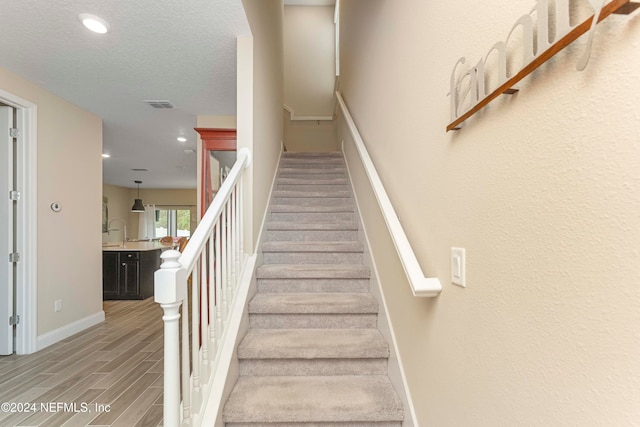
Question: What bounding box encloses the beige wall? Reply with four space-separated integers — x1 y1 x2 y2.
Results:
339 1 640 425
0 66 103 338
283 5 337 153
102 185 196 240
242 0 284 251
284 5 335 117
283 110 337 152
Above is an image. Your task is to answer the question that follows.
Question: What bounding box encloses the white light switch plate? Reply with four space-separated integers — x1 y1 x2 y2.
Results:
451 247 466 287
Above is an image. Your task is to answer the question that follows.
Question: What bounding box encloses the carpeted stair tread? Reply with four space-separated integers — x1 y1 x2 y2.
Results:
270 204 354 213
249 292 378 314
276 177 349 185
277 185 352 193
279 172 345 176
266 221 357 231
278 163 347 176
223 375 403 424
280 158 344 169
282 151 342 158
262 241 363 253
238 329 389 359
273 190 352 198
280 155 344 165
256 264 369 279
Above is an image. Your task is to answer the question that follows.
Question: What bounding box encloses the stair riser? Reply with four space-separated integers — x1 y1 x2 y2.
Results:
273 191 352 198
280 162 345 169
266 230 358 242
263 252 363 265
275 184 351 192
279 169 346 176
277 178 348 185
273 198 354 207
270 212 354 222
276 173 347 184
239 358 388 376
227 423 401 427
249 314 377 329
257 279 370 293
282 153 342 158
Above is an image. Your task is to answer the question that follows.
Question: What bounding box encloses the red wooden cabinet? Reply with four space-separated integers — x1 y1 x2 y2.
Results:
195 128 236 218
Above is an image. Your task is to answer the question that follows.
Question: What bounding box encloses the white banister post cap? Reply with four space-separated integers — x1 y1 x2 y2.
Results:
160 249 182 269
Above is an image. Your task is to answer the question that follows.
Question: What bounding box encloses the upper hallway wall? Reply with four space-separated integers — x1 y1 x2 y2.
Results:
338 0 640 425
284 5 335 117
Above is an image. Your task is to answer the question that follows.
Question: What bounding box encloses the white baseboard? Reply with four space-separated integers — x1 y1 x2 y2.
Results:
36 310 105 352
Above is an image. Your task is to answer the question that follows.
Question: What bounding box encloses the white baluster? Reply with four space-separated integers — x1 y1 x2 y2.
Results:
208 235 217 359
230 189 236 292
200 243 209 382
182 269 191 422
215 219 224 340
238 177 243 263
191 258 201 412
221 204 229 320
225 198 233 300
233 186 239 290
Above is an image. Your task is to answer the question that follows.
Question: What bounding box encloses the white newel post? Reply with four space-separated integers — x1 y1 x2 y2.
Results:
155 250 187 427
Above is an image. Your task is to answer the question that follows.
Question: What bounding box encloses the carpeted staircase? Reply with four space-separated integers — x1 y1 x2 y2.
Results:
222 152 404 426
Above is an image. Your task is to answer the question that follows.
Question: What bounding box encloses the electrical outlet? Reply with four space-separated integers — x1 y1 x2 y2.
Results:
54 299 63 312
451 247 466 287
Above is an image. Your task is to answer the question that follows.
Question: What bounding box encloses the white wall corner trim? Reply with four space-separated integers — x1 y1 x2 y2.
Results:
337 92 442 297
36 310 105 352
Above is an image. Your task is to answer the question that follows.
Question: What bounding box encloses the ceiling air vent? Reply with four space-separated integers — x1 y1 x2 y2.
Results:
144 100 174 109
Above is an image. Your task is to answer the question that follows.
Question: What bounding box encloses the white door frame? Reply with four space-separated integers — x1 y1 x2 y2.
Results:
0 105 14 355
0 89 38 355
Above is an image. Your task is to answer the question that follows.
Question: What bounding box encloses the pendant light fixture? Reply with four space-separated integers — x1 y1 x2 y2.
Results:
131 180 145 212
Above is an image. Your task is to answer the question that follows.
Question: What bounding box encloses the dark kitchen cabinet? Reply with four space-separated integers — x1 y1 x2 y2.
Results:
102 249 161 300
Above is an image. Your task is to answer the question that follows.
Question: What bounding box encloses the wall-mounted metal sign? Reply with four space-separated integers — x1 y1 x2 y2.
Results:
447 0 639 132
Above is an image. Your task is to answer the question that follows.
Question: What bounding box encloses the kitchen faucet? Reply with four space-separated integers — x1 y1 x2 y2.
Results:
108 218 127 246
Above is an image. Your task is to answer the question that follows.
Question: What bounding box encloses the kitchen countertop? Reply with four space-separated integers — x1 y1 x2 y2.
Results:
102 241 169 251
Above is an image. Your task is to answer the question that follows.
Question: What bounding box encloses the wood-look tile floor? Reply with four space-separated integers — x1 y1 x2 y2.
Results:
0 298 165 427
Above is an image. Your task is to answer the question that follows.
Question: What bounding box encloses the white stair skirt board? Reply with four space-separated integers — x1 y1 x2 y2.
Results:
221 152 406 426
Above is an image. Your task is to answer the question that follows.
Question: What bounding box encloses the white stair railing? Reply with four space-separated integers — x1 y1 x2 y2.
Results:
155 148 252 427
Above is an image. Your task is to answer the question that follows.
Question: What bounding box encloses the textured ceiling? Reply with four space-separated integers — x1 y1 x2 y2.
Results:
0 0 250 189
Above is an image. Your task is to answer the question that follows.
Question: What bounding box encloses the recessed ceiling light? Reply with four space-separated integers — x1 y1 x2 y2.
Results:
79 13 110 34
177 137 187 142
102 153 110 158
